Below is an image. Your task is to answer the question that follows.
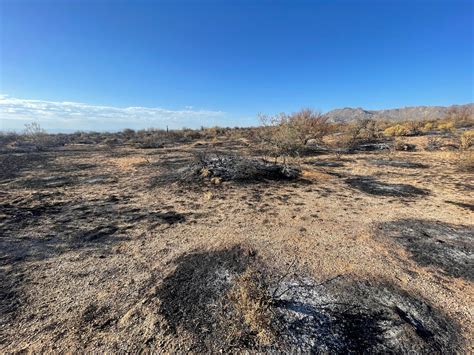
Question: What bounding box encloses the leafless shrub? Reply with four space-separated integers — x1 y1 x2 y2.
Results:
22 122 68 149
133 135 164 149
333 119 383 150
445 106 474 128
258 108 328 161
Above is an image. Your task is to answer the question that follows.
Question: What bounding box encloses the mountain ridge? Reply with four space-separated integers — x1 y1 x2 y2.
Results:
324 103 473 122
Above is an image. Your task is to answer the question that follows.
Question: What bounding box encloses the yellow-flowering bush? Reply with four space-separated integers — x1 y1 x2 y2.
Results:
437 121 455 132
383 124 409 137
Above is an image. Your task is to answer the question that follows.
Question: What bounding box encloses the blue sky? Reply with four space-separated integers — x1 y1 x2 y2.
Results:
1 0 473 131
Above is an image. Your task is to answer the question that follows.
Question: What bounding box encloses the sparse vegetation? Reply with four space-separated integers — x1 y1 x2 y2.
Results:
258 108 328 161
1 111 473 353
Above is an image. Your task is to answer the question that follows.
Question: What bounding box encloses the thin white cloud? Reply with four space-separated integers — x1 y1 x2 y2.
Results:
0 94 225 131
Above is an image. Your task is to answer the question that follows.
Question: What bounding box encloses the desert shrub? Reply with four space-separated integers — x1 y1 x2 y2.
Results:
437 121 455 133
258 108 328 160
21 122 68 149
422 122 434 132
335 119 384 149
384 124 409 137
134 135 164 149
384 121 423 137
23 122 48 148
393 137 416 151
445 106 474 128
459 130 473 150
121 128 136 140
0 153 21 179
103 137 120 147
404 121 423 135
182 128 202 140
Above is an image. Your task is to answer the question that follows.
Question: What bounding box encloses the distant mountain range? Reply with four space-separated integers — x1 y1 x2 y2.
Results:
323 103 473 122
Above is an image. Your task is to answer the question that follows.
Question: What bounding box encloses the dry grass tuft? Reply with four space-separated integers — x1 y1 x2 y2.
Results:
459 130 473 150
225 267 276 346
457 151 473 172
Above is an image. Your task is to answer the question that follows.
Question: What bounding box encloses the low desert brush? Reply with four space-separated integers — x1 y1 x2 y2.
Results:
384 124 409 137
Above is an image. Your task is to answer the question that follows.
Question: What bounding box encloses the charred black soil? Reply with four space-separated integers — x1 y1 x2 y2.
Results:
378 219 473 281
346 176 429 197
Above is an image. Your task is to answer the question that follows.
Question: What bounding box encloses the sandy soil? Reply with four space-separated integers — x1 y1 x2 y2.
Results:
0 138 472 352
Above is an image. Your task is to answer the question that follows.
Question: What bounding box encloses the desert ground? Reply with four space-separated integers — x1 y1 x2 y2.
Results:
0 135 473 352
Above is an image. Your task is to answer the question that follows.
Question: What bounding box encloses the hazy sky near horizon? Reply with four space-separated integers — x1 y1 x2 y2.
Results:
1 0 473 131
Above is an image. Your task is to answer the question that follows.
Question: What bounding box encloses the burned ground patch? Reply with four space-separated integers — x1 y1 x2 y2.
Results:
0 200 66 232
370 159 429 169
155 245 258 349
155 248 463 352
0 152 52 181
272 277 462 353
74 225 119 243
377 219 473 281
18 175 77 189
304 160 345 167
346 176 429 197
445 200 474 212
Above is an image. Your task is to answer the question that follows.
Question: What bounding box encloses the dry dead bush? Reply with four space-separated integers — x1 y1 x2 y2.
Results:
393 137 416 151
258 108 328 160
445 106 474 128
20 122 69 149
332 119 384 150
133 135 164 149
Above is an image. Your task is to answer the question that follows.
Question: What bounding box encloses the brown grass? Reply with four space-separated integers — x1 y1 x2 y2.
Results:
225 267 276 345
